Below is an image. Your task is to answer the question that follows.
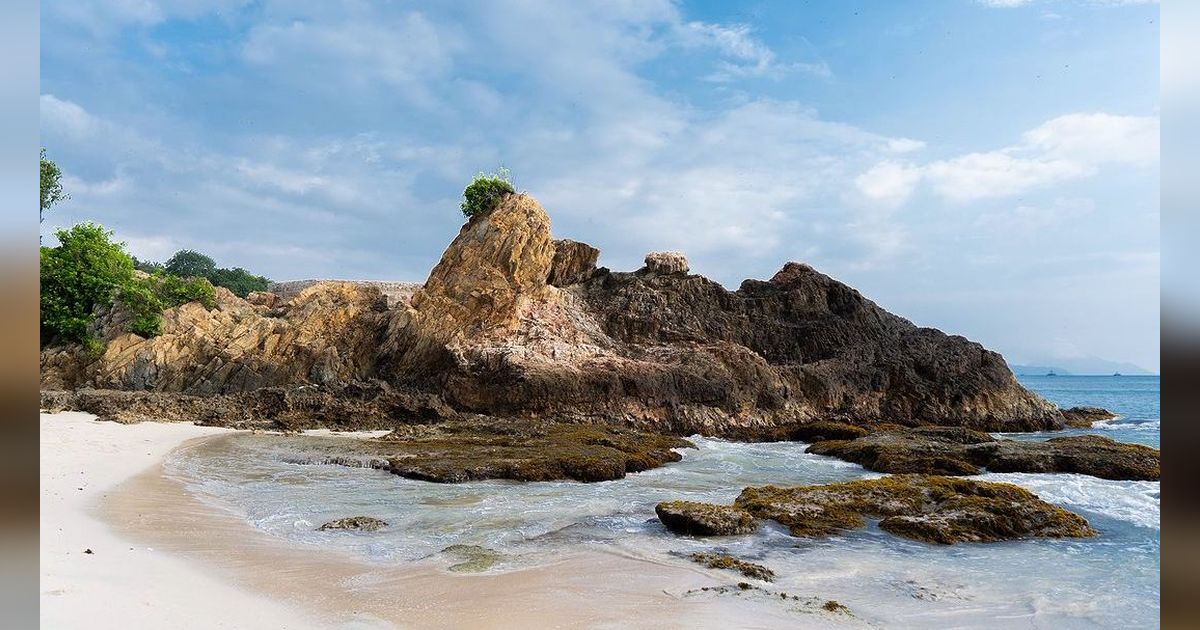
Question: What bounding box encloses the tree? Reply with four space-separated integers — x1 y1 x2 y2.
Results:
40 223 134 344
41 148 67 226
206 266 270 297
165 249 216 278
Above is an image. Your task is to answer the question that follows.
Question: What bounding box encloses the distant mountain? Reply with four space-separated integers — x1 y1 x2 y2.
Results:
1010 358 1155 376
1010 365 1073 376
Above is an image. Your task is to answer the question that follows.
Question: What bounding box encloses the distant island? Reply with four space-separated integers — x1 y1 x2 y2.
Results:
1010 360 1155 376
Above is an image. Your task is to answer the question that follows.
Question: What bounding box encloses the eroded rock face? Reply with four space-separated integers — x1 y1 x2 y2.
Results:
731 476 1097 544
41 192 1087 436
655 501 758 536
40 282 391 394
805 427 1160 481
547 239 599 287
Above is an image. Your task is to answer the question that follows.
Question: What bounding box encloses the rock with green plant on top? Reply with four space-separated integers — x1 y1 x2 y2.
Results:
655 501 758 536
460 168 516 218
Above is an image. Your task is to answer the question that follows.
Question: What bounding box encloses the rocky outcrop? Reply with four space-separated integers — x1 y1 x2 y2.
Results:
319 516 388 531
39 383 454 430
40 282 391 394
655 501 758 536
41 191 1091 436
1061 406 1118 428
546 239 599 287
642 251 689 275
729 476 1097 544
805 427 1160 481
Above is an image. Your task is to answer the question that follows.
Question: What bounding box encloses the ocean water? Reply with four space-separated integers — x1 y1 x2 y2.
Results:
165 375 1160 628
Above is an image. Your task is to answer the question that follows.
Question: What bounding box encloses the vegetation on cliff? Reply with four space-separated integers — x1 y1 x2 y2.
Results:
460 167 515 218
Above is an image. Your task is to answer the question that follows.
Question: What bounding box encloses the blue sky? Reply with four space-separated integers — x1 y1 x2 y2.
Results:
39 0 1160 372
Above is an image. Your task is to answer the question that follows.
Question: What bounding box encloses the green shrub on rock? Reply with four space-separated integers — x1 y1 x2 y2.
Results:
40 223 135 344
460 168 515 218
120 272 217 338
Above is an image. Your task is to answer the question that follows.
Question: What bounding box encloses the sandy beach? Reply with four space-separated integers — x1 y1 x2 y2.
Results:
40 412 859 629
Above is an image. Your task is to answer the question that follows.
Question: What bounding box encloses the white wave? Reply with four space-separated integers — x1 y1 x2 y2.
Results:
980 472 1159 530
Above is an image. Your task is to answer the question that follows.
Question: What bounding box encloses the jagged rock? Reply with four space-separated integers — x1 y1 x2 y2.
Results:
689 553 775 581
806 427 1160 481
41 192 1088 436
39 382 455 431
547 239 599 287
642 251 689 275
41 282 391 394
319 516 388 531
721 421 869 443
1061 406 1118 428
655 501 758 536
731 475 1097 544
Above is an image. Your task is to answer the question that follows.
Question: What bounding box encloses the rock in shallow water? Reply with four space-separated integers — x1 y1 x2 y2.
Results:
689 553 775 582
655 500 758 536
733 475 1097 544
805 427 1159 481
659 475 1096 545
318 516 388 532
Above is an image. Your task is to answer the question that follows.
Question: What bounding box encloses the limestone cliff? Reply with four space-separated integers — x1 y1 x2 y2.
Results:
41 192 1068 434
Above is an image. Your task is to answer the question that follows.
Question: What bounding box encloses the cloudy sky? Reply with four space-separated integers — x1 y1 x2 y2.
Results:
39 0 1159 372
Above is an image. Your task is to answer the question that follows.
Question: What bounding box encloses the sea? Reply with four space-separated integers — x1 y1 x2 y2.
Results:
166 375 1160 628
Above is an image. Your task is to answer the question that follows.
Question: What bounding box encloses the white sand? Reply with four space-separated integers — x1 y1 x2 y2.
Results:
40 412 324 629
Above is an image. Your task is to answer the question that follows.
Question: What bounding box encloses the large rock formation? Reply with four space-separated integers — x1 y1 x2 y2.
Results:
41 192 1080 435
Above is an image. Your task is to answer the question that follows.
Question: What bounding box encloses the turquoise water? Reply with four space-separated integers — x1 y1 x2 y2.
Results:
168 375 1160 628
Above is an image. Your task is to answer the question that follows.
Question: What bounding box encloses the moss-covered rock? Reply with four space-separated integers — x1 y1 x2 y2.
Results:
806 427 1159 481
731 475 1097 544
318 516 388 532
655 501 758 536
689 552 774 581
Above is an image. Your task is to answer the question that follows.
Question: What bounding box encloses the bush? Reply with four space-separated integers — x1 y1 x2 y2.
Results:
120 272 217 338
206 266 269 297
461 168 515 218
40 223 135 344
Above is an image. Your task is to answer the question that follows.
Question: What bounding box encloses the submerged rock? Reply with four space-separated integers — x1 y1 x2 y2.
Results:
806 427 1159 481
655 501 758 536
318 516 388 532
731 475 1097 544
440 544 502 573
689 552 775 582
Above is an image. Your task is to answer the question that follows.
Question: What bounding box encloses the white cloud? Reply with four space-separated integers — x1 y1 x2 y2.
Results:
40 94 101 139
854 161 922 209
1020 112 1159 164
680 21 831 81
855 112 1158 205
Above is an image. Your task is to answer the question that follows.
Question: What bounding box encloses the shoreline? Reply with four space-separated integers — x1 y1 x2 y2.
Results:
41 412 858 629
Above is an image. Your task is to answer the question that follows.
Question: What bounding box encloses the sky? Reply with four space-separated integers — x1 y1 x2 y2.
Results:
39 0 1160 373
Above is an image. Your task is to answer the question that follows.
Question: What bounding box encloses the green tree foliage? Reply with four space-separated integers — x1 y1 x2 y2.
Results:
39 223 134 344
40 148 67 225
132 256 165 274
206 267 270 297
461 167 515 218
40 223 221 347
164 249 216 278
120 273 216 338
